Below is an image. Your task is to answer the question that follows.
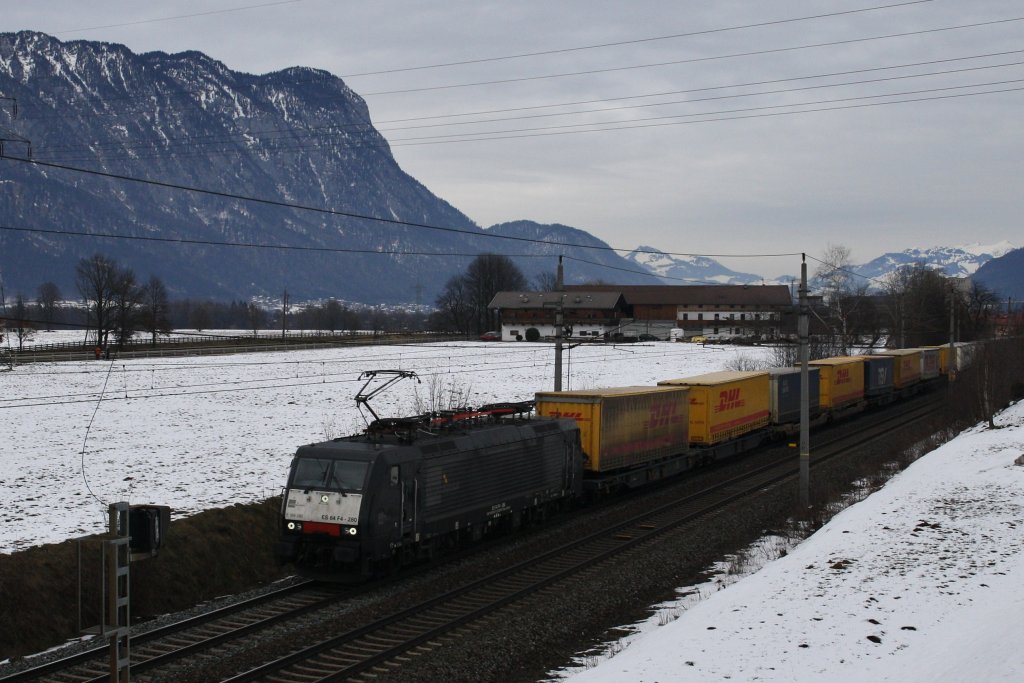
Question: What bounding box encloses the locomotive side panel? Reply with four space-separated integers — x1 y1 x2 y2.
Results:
417 421 579 524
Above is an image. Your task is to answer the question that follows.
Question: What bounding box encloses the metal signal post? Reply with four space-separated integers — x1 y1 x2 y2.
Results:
554 256 564 392
799 254 810 508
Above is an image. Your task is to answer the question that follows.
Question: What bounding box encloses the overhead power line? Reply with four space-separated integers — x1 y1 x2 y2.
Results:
0 224 782 285
340 1 939 77
29 53 1024 161
53 0 306 34
382 79 1024 144
0 159 802 261
382 85 1024 147
362 17 1024 96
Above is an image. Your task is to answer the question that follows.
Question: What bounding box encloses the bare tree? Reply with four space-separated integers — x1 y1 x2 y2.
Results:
139 275 172 345
532 270 559 291
246 302 266 338
190 302 212 332
111 267 143 348
434 274 474 335
322 299 344 334
6 294 34 351
36 282 61 331
76 254 120 347
962 280 999 340
454 253 524 333
812 244 870 353
961 338 1024 429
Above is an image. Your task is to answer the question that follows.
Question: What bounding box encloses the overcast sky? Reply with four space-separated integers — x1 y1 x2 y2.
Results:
5 1 1022 278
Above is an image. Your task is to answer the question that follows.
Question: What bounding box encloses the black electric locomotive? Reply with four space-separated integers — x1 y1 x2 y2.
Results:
276 404 583 578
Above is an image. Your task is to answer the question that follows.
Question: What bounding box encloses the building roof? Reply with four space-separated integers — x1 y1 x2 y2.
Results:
488 290 625 310
564 284 793 307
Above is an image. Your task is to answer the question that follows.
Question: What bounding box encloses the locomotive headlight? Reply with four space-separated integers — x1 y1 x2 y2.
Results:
320 494 330 503
287 521 296 530
347 527 358 536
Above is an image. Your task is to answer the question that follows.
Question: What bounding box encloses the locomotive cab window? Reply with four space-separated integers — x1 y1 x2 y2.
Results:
291 458 369 492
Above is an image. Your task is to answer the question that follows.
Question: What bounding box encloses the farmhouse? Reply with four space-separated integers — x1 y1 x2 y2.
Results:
488 284 795 342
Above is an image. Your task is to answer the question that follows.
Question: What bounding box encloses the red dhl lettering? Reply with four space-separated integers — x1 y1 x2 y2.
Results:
546 410 590 422
643 401 686 429
836 368 851 385
714 388 746 413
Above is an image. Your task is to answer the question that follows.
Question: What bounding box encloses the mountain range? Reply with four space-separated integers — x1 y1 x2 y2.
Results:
0 31 655 304
1 31 1020 305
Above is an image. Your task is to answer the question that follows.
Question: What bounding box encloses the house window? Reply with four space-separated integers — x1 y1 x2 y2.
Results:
713 327 719 334
510 330 520 336
682 313 689 320
714 313 720 320
698 313 703 321
740 314 746 321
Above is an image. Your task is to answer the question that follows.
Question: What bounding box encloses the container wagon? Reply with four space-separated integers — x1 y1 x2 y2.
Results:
862 355 895 403
657 371 770 447
873 349 922 391
808 356 865 413
535 386 692 491
917 347 941 380
767 367 820 426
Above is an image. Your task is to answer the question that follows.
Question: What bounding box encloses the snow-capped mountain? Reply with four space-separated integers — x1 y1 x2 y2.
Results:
972 247 1024 300
623 246 767 285
854 241 1019 281
0 31 650 303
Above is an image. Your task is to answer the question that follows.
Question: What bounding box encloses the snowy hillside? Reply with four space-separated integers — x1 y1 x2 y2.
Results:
559 401 1024 683
623 246 766 285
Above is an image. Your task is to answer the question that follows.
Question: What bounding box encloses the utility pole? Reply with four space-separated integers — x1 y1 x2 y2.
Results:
799 254 810 508
949 284 956 383
554 256 564 392
281 290 289 340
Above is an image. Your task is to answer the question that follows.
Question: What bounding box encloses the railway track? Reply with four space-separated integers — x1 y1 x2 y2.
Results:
221 396 943 682
0 581 341 683
4 395 943 682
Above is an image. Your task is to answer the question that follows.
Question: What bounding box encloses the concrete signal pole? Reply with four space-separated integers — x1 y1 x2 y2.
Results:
554 256 564 392
799 254 810 508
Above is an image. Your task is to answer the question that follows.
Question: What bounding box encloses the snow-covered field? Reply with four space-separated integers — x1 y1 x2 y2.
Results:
557 400 1024 682
7 337 1023 679
1 340 762 553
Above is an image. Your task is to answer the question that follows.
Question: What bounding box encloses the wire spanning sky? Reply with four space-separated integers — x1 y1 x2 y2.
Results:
4 1 1022 278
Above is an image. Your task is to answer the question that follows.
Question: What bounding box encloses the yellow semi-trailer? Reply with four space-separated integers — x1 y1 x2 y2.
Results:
873 348 923 388
808 357 865 410
534 386 690 473
657 371 770 445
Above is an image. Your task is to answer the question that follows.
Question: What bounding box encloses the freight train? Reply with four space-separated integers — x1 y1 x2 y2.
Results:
276 344 969 578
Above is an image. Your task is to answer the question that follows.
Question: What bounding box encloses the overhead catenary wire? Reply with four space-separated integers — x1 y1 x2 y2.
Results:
338 1 939 78
360 17 1024 96
26 53 1024 161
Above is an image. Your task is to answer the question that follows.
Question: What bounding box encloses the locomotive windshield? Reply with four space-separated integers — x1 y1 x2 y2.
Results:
291 458 369 492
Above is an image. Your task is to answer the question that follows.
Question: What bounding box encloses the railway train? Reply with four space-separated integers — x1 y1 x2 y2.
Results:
275 343 972 578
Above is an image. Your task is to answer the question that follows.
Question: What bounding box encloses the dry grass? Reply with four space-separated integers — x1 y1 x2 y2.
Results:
0 498 287 660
